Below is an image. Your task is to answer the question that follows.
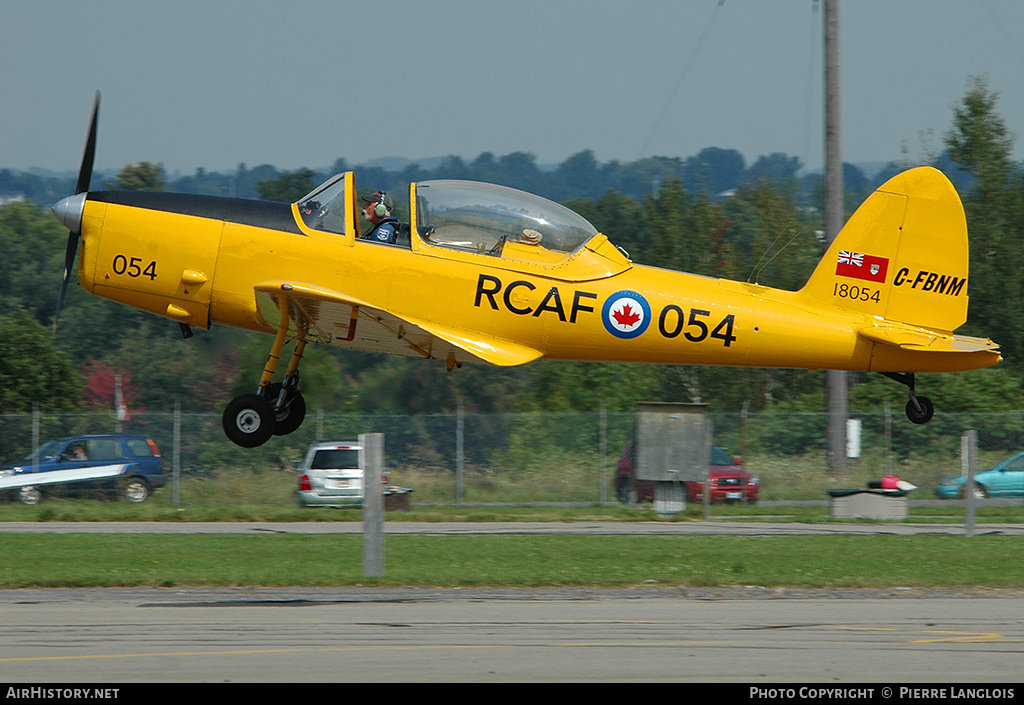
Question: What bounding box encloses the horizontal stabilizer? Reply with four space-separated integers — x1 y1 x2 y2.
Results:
858 321 999 353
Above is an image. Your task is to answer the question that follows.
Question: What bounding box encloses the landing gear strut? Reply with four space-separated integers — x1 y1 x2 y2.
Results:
223 314 308 447
881 372 934 424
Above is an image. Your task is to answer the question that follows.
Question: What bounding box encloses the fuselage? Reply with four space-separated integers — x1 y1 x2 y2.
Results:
72 185 998 376
48 98 997 444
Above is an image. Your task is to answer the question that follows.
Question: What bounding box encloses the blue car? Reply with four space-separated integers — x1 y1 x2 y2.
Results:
935 451 1024 499
0 434 165 505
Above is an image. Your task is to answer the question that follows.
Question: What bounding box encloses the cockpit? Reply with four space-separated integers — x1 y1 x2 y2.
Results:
294 173 627 277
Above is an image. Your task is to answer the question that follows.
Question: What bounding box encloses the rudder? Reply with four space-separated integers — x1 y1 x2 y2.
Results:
799 166 969 332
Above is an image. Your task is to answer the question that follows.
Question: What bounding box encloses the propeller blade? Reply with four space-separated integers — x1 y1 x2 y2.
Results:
54 233 80 333
76 92 100 195
54 92 100 333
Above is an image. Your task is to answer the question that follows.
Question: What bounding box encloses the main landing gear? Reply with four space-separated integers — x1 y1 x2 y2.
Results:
223 320 308 448
881 372 935 424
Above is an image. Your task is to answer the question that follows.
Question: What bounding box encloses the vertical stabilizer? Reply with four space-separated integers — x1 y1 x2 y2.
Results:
799 166 969 332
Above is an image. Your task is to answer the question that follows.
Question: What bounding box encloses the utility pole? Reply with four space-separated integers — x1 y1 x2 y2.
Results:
824 0 847 474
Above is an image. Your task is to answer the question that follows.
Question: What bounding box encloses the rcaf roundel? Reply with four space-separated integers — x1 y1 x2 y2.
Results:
602 290 651 339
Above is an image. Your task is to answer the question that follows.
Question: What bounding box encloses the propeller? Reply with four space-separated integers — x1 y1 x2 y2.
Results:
52 91 100 334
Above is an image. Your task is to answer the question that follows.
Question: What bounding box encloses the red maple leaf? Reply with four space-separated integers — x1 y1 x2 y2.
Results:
612 303 641 328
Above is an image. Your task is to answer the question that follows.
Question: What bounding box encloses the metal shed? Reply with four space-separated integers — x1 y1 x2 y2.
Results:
634 402 710 512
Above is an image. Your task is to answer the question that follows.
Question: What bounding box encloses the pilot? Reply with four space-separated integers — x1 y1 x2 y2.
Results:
360 191 399 244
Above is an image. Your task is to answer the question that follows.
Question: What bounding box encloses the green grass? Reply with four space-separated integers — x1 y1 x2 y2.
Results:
0 533 1021 589
3 442 1020 517
2 465 1021 590
1 461 1021 524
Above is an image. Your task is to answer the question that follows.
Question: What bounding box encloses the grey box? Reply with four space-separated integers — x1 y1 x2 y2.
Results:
828 489 908 520
634 402 710 483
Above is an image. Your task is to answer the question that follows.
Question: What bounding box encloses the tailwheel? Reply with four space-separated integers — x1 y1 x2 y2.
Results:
905 395 934 425
223 394 276 447
881 372 935 424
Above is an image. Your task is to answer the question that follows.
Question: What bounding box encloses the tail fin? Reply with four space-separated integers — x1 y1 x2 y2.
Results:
799 166 969 332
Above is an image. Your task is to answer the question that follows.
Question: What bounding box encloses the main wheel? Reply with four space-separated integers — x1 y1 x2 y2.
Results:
265 383 307 436
905 396 934 424
223 394 276 447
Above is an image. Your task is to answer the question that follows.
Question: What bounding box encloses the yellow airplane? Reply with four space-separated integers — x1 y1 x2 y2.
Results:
52 96 1000 447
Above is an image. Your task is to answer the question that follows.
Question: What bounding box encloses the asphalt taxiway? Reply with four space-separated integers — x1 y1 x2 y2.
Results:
0 521 1021 682
1 586 1021 683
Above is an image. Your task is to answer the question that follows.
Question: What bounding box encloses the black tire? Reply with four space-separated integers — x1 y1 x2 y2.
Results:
961 483 987 500
223 394 276 447
614 477 630 504
906 396 934 424
18 485 42 506
121 477 150 503
266 383 307 436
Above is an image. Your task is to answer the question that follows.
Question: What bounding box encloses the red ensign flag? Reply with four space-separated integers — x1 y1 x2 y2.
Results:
835 250 888 283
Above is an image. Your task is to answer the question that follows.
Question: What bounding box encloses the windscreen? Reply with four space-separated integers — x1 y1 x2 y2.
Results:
711 447 734 466
296 174 347 234
24 440 64 462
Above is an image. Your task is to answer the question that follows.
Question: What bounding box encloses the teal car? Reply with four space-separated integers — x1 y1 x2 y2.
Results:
935 451 1024 499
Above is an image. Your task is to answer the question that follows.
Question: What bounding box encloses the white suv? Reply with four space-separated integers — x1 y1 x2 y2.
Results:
296 441 389 507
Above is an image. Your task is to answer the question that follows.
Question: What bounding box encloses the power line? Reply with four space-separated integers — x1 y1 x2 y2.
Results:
636 0 726 160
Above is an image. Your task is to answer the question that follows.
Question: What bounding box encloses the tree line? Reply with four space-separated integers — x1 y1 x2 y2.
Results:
0 78 1020 418
2 147 880 212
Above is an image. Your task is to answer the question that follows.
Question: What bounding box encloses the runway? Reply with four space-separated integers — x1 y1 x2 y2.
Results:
0 522 1021 683
0 586 1022 683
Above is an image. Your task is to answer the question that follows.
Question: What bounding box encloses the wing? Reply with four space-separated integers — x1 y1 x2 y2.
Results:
253 281 543 368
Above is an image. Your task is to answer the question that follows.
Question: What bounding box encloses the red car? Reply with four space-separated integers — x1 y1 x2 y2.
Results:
615 443 759 504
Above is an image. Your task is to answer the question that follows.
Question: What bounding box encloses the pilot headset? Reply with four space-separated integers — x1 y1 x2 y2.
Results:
374 192 389 218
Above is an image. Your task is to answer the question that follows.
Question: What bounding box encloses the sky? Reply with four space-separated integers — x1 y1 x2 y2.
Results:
4 0 1024 178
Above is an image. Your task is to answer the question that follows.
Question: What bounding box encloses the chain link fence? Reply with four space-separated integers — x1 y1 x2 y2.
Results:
2 407 1023 504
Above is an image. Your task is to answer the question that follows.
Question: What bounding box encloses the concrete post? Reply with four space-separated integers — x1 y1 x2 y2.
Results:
962 430 977 538
361 433 384 576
